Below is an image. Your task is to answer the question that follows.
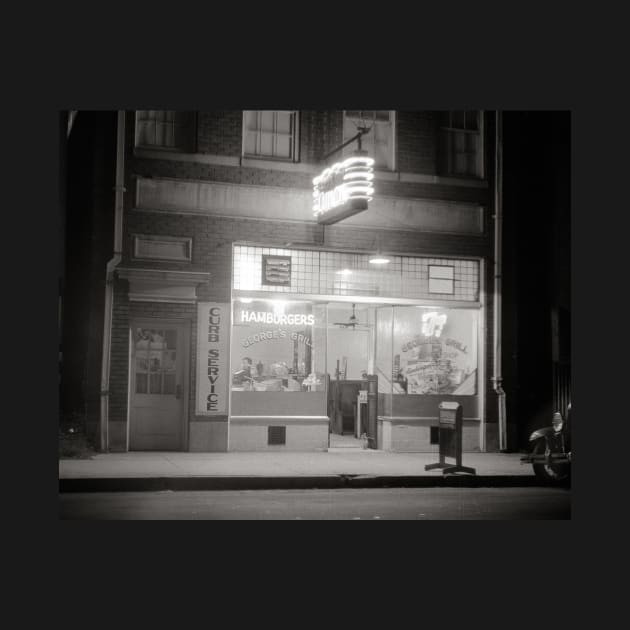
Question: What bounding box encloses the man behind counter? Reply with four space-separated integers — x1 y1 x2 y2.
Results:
233 356 253 385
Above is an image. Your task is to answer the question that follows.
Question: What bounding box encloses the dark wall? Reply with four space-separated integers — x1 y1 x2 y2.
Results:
60 111 116 441
502 111 571 448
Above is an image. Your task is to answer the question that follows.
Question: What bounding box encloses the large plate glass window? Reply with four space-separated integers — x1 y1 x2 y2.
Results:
231 299 325 393
391 306 479 396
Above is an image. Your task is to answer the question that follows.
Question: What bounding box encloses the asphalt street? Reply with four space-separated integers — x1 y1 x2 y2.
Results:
59 486 570 520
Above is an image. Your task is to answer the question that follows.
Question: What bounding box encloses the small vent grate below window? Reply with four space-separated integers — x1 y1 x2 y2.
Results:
268 426 286 445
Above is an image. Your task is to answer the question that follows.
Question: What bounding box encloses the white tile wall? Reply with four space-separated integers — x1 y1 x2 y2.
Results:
233 245 479 301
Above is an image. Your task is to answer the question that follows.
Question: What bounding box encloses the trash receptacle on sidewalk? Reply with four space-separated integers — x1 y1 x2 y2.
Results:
425 402 476 475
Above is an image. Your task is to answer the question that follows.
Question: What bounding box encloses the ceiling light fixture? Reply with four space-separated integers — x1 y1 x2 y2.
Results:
369 234 390 264
369 254 391 264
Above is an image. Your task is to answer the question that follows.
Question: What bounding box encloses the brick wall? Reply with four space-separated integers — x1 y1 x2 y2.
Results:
128 110 490 206
112 109 500 451
131 156 487 206
197 111 242 156
108 278 130 451
108 280 205 451
123 211 490 278
127 110 490 182
397 111 437 175
110 216 496 451
193 110 345 165
300 110 344 164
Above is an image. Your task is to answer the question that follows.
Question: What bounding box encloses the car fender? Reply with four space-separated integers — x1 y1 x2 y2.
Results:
529 427 555 442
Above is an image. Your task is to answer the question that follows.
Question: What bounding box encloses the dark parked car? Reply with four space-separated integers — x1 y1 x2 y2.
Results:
521 403 571 482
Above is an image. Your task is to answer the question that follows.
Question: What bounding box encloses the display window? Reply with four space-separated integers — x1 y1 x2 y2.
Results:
391 306 478 395
231 299 326 393
228 245 484 445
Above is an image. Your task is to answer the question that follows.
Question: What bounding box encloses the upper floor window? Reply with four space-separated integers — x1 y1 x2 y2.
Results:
243 111 299 161
438 111 483 178
135 111 195 151
343 111 395 170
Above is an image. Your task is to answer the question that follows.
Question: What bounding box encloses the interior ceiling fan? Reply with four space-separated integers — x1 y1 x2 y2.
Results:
333 303 369 329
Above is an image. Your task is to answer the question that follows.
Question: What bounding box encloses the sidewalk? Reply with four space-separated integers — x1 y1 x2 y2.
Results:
59 451 539 492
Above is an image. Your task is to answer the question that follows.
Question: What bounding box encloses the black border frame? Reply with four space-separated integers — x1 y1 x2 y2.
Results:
13 9 625 610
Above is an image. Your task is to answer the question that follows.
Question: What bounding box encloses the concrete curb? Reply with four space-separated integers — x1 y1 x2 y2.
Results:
59 474 564 493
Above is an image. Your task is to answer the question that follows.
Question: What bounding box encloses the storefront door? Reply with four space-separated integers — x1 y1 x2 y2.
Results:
129 321 189 450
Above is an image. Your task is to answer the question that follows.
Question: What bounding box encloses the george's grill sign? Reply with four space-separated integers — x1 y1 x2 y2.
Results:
312 154 374 225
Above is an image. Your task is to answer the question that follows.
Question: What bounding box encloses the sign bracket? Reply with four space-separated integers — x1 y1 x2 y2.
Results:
320 126 370 163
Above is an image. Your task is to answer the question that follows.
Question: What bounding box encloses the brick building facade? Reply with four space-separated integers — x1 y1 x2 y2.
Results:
63 110 504 453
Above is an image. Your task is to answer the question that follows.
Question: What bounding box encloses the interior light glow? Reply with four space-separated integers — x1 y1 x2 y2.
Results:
238 260 259 290
271 300 287 316
421 312 447 337
368 256 390 264
336 269 353 276
239 297 253 303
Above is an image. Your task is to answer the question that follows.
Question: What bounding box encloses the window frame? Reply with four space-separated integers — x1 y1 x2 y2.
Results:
241 110 300 162
439 110 484 179
134 110 196 152
133 326 178 396
342 110 396 172
428 265 455 295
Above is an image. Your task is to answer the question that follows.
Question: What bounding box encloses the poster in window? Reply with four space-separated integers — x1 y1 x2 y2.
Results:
261 255 291 286
393 307 478 395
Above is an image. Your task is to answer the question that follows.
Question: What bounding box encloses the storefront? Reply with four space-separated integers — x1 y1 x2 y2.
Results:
195 243 485 452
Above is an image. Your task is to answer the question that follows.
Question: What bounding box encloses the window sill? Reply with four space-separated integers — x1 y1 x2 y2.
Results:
241 157 316 174
135 144 185 153
397 172 487 188
134 148 241 167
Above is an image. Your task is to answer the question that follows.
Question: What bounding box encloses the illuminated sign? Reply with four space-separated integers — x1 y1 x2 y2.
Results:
262 255 291 286
240 310 315 326
421 312 447 337
313 155 374 225
241 329 312 349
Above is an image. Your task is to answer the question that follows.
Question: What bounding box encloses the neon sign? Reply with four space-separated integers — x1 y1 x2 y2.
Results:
421 312 447 337
240 310 315 326
241 329 312 349
312 155 374 225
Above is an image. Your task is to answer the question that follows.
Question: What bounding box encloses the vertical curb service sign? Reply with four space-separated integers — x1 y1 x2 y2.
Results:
197 302 229 414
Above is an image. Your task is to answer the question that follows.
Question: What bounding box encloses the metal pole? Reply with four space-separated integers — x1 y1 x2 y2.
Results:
492 111 507 451
321 127 369 162
100 111 126 452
